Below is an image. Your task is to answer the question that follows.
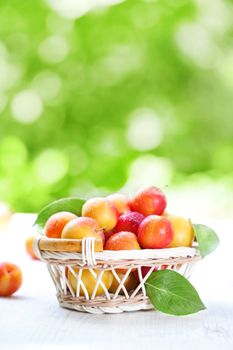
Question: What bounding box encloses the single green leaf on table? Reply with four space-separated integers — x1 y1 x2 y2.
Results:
193 224 220 258
33 197 86 234
145 270 206 316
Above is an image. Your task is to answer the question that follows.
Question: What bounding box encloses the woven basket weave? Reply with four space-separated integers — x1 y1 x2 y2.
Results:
34 236 201 314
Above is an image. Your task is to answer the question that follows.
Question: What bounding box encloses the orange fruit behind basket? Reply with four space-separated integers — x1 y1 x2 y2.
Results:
25 236 39 260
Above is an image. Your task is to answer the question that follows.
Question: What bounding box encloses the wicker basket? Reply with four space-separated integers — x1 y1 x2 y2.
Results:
33 236 201 314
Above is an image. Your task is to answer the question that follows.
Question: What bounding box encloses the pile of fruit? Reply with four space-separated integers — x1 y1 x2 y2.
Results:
42 186 196 298
44 186 194 250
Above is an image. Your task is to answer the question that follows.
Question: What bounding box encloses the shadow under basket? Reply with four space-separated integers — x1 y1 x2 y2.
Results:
34 237 201 314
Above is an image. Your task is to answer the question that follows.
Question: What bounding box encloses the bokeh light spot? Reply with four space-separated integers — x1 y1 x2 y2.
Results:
127 108 164 151
0 59 22 92
123 155 174 192
33 149 69 185
175 22 220 68
196 0 230 35
38 35 69 64
46 0 124 19
11 90 43 124
32 71 62 102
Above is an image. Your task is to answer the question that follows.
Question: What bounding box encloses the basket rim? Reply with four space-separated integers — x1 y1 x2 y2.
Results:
34 236 200 261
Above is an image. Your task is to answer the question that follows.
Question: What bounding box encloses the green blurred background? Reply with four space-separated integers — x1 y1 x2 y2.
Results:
0 0 232 218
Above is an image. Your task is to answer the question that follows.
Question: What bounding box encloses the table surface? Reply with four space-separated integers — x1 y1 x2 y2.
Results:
0 215 233 350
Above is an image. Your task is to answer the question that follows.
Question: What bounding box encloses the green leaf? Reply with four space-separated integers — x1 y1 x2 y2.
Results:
193 224 220 258
145 270 206 316
33 197 86 234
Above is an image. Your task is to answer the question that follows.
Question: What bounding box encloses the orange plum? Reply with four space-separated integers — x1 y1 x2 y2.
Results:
165 214 195 247
107 193 130 215
138 215 173 249
44 211 78 238
104 231 141 251
104 232 141 273
61 217 105 246
130 186 167 216
115 212 145 235
0 262 23 297
82 197 118 231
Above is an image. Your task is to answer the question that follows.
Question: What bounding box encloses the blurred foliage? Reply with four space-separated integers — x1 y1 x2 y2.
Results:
0 0 233 214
